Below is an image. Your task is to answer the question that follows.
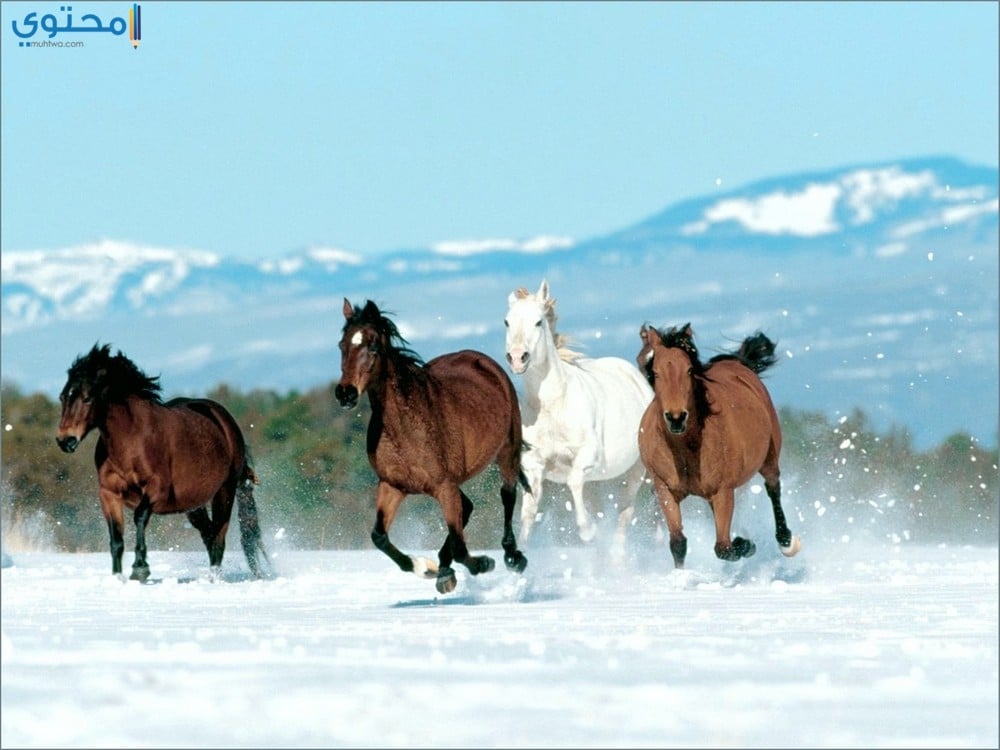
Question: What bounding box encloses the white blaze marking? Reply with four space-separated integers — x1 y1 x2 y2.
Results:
350 331 363 346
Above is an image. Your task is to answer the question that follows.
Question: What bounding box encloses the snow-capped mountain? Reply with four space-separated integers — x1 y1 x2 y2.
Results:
2 156 997 450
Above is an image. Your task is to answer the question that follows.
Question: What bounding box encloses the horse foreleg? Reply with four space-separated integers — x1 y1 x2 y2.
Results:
567 469 597 543
100 490 126 578
710 489 755 562
370 482 437 579
653 478 687 569
130 499 153 582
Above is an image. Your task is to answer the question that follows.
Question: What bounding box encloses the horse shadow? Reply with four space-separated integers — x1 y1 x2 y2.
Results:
133 567 266 585
390 572 566 608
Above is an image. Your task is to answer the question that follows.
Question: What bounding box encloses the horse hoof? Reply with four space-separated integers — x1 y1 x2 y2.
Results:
129 567 150 583
410 556 439 578
436 568 457 594
780 535 802 557
735 537 756 559
468 555 495 576
504 550 528 574
578 523 598 543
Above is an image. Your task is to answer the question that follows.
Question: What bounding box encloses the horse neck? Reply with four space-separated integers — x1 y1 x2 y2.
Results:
365 356 419 428
522 326 567 404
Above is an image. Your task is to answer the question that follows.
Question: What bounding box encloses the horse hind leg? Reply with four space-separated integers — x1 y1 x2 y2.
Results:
609 460 647 564
500 482 527 573
763 474 802 557
200 487 238 580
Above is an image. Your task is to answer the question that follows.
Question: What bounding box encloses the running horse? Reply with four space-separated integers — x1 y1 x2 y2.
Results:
335 299 529 594
504 279 654 558
636 324 802 568
56 344 272 581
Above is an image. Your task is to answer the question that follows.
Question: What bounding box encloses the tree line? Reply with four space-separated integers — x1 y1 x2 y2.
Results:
1 381 996 555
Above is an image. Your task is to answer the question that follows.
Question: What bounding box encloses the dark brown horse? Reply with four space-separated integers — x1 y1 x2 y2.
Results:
335 299 528 594
636 323 802 569
56 344 271 581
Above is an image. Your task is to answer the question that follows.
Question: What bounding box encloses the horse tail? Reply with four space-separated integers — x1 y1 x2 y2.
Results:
518 439 533 492
236 448 274 580
735 332 778 374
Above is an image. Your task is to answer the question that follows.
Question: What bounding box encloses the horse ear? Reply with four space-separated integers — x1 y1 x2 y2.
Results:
363 300 380 318
682 323 693 338
639 324 650 344
342 298 353 320
507 290 518 307
538 279 549 301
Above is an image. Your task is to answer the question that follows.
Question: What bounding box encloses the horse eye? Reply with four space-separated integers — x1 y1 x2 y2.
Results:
82 394 93 404
503 319 509 328
535 320 542 327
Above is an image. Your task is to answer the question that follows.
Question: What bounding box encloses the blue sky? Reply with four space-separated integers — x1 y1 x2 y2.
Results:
2 1 997 261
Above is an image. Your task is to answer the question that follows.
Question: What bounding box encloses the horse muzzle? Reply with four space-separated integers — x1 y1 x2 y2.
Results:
506 350 530 374
56 435 79 453
664 411 688 435
334 383 359 409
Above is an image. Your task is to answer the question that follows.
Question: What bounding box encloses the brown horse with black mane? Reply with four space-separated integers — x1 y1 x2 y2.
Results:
335 299 528 594
56 344 271 581
637 323 802 569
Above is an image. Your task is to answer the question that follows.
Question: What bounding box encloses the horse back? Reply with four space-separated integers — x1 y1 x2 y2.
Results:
398 350 522 482
706 360 782 460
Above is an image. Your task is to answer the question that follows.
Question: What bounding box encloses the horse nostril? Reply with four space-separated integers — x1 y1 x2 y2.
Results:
505 353 513 364
56 436 78 453
664 411 688 434
334 384 359 408
520 352 529 364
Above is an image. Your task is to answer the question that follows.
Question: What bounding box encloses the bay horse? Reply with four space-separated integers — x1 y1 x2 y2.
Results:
504 279 653 558
56 344 272 581
636 323 802 569
335 298 528 594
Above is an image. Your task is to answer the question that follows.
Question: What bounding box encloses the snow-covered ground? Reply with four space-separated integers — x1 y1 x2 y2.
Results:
2 537 997 748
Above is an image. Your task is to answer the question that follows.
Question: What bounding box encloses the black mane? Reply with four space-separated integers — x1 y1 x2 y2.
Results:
65 343 162 403
345 300 426 367
342 300 433 402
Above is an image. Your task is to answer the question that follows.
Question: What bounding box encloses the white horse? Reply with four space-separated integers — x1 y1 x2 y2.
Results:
504 279 654 557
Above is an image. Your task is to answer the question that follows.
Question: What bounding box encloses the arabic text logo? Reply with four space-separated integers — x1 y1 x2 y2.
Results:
11 5 142 49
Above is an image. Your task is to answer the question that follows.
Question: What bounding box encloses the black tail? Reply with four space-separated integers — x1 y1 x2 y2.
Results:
736 332 778 374
709 332 778 375
236 460 274 579
517 439 533 492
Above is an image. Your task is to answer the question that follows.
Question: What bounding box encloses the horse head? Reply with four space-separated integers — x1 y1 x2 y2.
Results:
504 279 560 375
646 324 701 435
336 298 383 408
56 343 161 453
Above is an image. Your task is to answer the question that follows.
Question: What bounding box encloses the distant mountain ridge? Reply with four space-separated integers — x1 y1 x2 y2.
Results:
2 155 997 449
